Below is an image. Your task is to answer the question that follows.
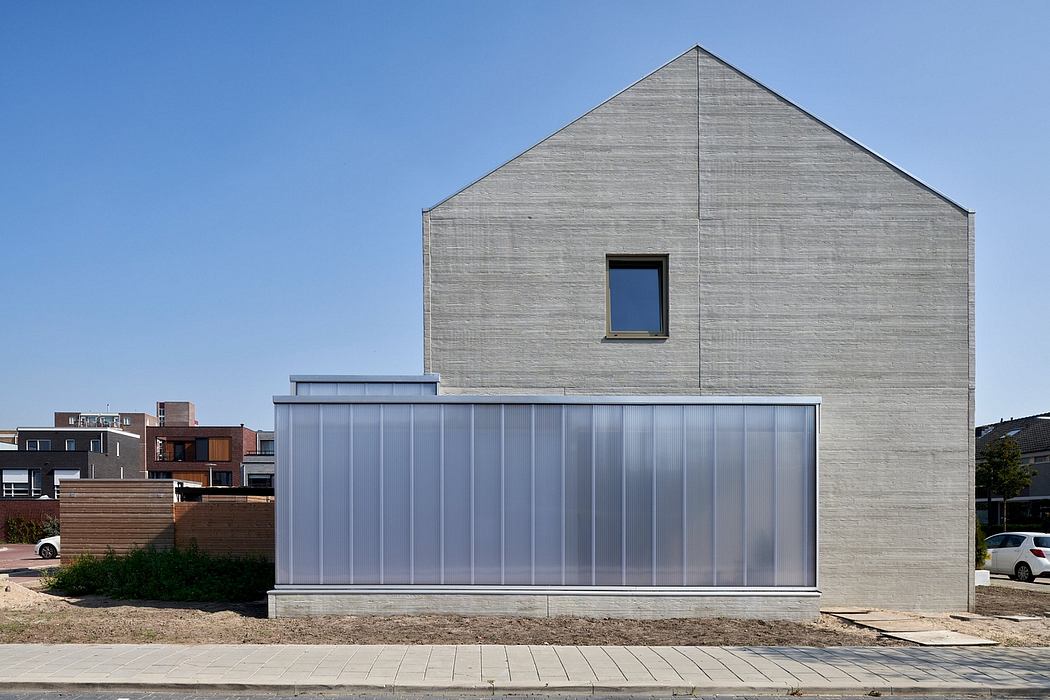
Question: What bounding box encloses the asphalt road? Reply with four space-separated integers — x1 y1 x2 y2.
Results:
991 572 1050 592
0 695 1044 700
0 543 56 585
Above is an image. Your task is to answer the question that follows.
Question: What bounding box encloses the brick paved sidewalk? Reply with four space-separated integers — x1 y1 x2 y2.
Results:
1 644 1048 695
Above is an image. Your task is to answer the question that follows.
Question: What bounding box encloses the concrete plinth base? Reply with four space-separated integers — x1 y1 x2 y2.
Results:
267 587 820 620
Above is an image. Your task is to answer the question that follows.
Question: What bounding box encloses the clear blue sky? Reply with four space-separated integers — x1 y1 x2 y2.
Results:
2 1 1046 430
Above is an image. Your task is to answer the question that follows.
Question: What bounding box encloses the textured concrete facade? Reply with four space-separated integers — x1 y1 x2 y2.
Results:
424 47 974 611
269 590 819 620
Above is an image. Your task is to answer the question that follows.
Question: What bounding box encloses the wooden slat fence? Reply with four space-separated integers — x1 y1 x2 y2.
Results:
59 479 273 560
60 480 175 557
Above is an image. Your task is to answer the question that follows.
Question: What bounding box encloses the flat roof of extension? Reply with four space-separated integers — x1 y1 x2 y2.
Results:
17 427 142 438
275 394 821 406
290 374 440 383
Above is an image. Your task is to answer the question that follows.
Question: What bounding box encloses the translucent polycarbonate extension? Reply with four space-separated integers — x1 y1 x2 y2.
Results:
275 401 816 589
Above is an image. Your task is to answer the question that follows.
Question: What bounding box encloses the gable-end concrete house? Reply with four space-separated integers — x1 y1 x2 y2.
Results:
422 46 974 612
271 45 972 619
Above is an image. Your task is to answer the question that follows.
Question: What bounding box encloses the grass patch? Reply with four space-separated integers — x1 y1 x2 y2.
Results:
0 621 29 636
43 546 273 602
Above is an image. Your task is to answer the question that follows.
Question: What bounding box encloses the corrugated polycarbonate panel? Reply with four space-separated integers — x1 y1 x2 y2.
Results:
276 401 817 588
295 382 438 396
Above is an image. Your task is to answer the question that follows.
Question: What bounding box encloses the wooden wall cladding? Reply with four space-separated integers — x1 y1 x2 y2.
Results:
60 479 274 561
60 480 175 557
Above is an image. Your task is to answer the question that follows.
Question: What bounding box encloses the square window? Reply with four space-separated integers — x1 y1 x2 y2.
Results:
212 471 233 486
606 255 668 338
1 469 38 498
90 439 102 453
65 439 76 451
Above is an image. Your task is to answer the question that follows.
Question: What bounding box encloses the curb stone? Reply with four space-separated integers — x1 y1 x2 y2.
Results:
1 680 1049 696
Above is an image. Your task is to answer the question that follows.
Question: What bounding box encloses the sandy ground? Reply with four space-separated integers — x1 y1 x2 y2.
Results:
0 578 894 646
936 585 1050 646
1 577 1047 646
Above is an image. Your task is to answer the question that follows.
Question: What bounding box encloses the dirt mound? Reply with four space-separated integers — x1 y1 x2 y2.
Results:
0 576 53 609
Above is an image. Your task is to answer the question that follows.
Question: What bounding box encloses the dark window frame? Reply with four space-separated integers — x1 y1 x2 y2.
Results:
247 473 274 488
605 254 669 339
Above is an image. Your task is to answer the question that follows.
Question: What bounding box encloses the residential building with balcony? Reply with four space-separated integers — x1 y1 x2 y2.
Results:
240 430 274 488
147 424 256 487
53 410 158 477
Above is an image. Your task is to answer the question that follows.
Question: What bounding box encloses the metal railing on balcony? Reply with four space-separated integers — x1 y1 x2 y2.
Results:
154 454 197 462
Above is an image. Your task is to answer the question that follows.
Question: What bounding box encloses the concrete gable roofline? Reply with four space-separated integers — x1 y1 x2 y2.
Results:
423 45 700 213
693 45 971 214
423 43 971 214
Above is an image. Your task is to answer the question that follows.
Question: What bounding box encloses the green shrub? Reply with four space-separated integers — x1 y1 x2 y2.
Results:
975 518 988 568
43 545 274 602
42 514 60 538
3 516 47 544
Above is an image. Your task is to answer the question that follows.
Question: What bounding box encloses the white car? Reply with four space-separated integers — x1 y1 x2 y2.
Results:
984 531 1050 583
34 535 59 560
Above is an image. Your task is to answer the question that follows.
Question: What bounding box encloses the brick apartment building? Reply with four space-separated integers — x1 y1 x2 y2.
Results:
156 401 197 427
147 424 257 487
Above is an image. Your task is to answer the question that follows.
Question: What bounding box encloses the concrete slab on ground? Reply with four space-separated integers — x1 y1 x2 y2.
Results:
881 630 998 646
949 612 992 621
851 618 940 632
834 611 916 622
819 606 871 614
995 614 1044 621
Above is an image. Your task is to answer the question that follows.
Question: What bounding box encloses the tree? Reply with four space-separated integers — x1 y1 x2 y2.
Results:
976 436 1035 528
975 518 988 569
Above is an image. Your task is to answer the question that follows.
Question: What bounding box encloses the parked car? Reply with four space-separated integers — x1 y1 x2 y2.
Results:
34 535 59 560
983 531 1050 583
